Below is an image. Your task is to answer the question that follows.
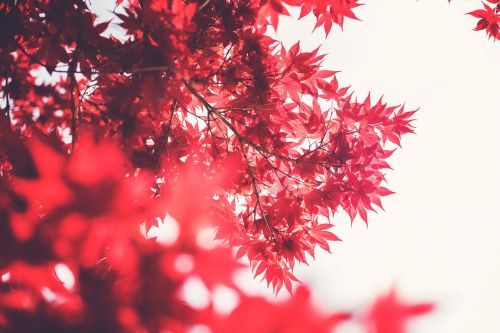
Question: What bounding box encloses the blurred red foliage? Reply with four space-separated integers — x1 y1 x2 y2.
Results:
0 137 432 332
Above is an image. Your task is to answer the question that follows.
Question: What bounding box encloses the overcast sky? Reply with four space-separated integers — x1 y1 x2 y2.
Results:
267 1 500 332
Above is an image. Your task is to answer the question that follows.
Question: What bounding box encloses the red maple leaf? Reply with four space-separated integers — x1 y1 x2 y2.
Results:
365 289 434 333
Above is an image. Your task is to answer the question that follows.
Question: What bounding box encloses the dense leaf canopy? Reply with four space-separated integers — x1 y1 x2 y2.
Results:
6 0 494 331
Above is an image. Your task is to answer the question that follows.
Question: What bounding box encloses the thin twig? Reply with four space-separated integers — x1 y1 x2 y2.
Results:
152 100 177 169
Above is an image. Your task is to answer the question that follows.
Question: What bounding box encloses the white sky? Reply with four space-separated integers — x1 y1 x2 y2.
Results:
265 1 500 332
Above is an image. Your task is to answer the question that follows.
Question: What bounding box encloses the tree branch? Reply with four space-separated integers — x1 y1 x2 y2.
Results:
152 100 177 169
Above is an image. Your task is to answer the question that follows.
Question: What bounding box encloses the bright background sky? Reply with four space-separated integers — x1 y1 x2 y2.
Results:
243 1 500 332
90 1 500 332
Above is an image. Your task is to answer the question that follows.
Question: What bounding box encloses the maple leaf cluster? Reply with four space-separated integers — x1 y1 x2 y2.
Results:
0 0 417 294
259 0 362 34
462 0 500 40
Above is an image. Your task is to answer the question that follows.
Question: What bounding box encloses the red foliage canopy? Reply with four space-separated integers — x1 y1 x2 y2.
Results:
0 0 416 294
0 0 435 332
